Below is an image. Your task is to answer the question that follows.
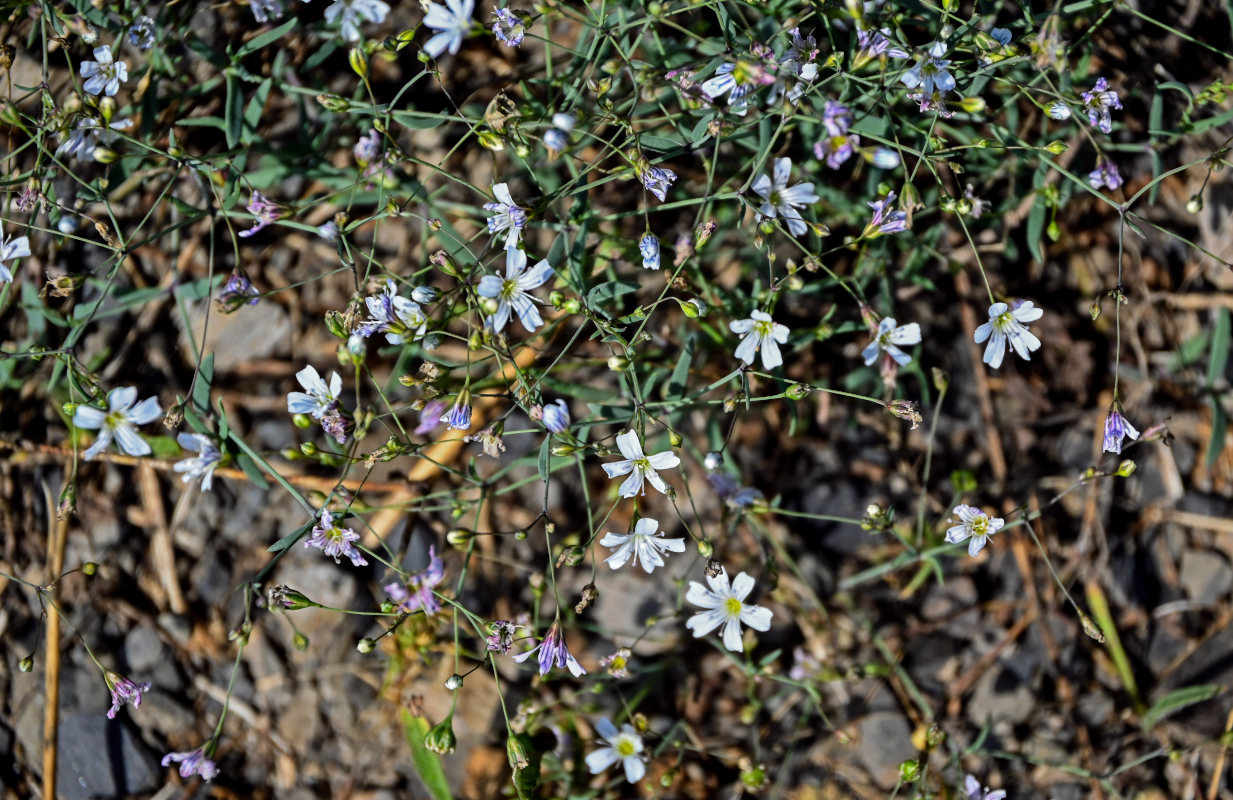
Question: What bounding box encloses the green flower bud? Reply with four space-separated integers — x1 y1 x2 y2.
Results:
19 656 34 673
348 48 368 79
300 441 318 457
446 528 474 548
1116 459 1136 477
82 562 97 576
356 637 377 653
293 413 313 429
785 383 812 400
425 717 457 754
507 734 530 770
445 674 463 691
898 759 921 782
293 631 310 652
1045 140 1068 155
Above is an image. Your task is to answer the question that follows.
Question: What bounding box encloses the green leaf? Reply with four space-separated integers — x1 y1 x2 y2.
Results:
174 116 227 130
401 712 454 800
192 352 214 412
1208 398 1227 471
225 74 243 149
667 335 695 397
1141 685 1222 730
640 134 686 152
242 78 273 144
236 18 299 57
586 279 640 309
236 451 270 489
1206 308 1230 387
510 733 542 800
537 436 551 484
267 521 313 553
1026 200 1045 263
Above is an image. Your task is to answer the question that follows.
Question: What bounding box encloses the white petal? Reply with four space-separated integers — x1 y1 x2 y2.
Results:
734 332 759 365
968 535 986 557
729 318 754 334
686 608 726 637
477 275 503 298
721 617 744 651
760 337 783 370
599 532 629 547
617 472 643 497
740 604 773 631
633 517 660 536
731 571 755 601
888 323 921 345
615 430 643 460
686 581 722 609
504 247 526 279
646 451 679 470
126 396 162 425
108 386 138 411
328 371 342 397
861 341 880 366
83 430 112 460
643 470 668 494
295 365 327 396
602 459 634 478
595 718 619 740
517 259 553 290
586 747 619 774
623 756 645 783
73 406 106 429
113 424 151 456
750 173 772 201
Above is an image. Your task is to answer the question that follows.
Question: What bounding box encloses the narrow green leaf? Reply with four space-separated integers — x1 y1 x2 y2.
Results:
586 279 640 309
1207 398 1227 470
667 335 695 397
511 732 542 800
1206 308 1230 387
236 18 299 57
1141 685 1222 730
242 78 273 144
401 712 454 800
225 74 243 149
537 436 551 484
1026 200 1045 263
192 352 215 412
235 451 270 489
267 521 313 553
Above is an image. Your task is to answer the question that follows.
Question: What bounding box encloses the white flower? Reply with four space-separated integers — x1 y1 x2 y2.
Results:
286 365 342 418
356 280 428 344
56 116 133 162
423 0 474 58
1048 101 1072 120
477 248 553 333
585 718 645 784
324 0 390 43
174 433 221 491
1 234 31 283
751 157 818 237
974 301 1043 368
73 387 162 460
685 567 773 652
730 310 789 370
484 182 527 250
945 504 1004 557
638 233 660 270
601 430 680 498
599 517 685 574
900 41 956 97
861 317 922 366
79 46 128 97
701 62 754 116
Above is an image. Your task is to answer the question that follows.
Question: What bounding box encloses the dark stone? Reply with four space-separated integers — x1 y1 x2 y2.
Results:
56 713 160 799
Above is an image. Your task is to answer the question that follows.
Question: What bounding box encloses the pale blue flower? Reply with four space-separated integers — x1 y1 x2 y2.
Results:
872 147 901 169
238 191 281 238
56 115 132 162
385 546 446 614
105 671 151 719
900 41 956 97
730 309 789 370
600 517 685 574
128 16 155 49
1089 160 1122 191
862 317 921 366
484 182 527 249
356 280 428 344
586 718 645 784
974 300 1043 368
492 8 524 46
1081 77 1122 134
685 567 773 652
73 387 162 460
946 505 1004 557
162 747 219 781
639 233 660 270
175 433 221 491
865 191 907 236
751 157 818 236
637 164 676 202
540 399 570 433
990 27 1012 46
963 775 1008 800
1049 101 1072 120
1 233 31 283
440 394 472 430
701 62 754 115
324 0 390 42
856 27 910 61
287 365 341 418
478 248 552 333
80 46 128 97
423 0 473 57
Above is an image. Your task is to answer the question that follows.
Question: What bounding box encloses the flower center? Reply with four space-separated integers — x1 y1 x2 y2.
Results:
634 456 651 472
500 278 519 300
971 516 988 536
725 596 743 617
103 410 125 430
616 738 637 758
753 320 773 338
994 310 1016 332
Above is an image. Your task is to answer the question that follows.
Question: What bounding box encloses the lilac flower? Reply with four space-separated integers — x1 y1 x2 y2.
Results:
1088 160 1122 191
1102 406 1140 454
417 399 448 435
708 471 763 509
864 191 908 236
974 300 1043 368
73 387 162 460
324 0 391 43
639 233 660 270
814 102 860 169
354 129 381 165
701 62 755 115
128 16 156 49
900 42 956 98
56 115 132 162
540 399 570 433
250 0 287 23
440 392 472 430
287 365 342 419
215 272 259 312
162 746 219 781
486 620 523 653
492 8 524 46
862 317 922 366
484 183 527 249
478 248 553 333
513 621 586 676
423 0 474 57
1 233 31 283
855 27 910 64
237 191 281 238
963 775 1007 800
637 164 677 202
599 517 686 574
1081 77 1122 134
385 546 446 615
321 407 350 445
602 430 681 498
306 509 367 567
685 567 773 652
945 504 1004 557
317 220 339 242
357 280 428 344
599 647 631 677
585 718 646 784
80 46 128 97
774 28 819 104
174 433 221 491
730 310 790 370
105 671 151 719
752 157 819 237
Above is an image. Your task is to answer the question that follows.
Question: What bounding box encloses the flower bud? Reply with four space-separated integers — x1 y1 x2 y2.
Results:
697 539 714 558
293 631 310 652
931 367 949 393
739 762 768 790
445 674 464 691
1187 194 1204 214
1116 459 1136 477
425 717 457 754
446 528 475 548
356 637 376 653
19 656 34 673
268 585 316 610
293 413 313 429
507 734 530 770
959 96 986 113
785 383 812 400
477 130 505 151
82 562 97 576
898 759 921 782
348 47 368 79
668 430 682 447
316 93 352 112
607 356 630 372
300 441 318 457
550 443 578 456
562 298 582 314
1045 140 1067 155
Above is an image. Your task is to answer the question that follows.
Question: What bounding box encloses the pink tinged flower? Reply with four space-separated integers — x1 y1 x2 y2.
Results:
814 101 859 169
540 399 570 433
1102 408 1140 454
486 620 522 653
856 27 910 62
701 62 755 115
484 182 527 250
599 647 631 677
105 671 151 719
599 517 686 574
512 622 586 677
423 0 473 57
1 233 31 283
1081 77 1122 134
385 546 446 615
306 509 368 567
1088 160 1122 191
162 747 220 781
865 191 908 236
287 365 342 419
354 129 381 165
974 300 1043 368
356 280 428 344
601 430 680 498
174 433 221 491
963 774 1008 800
751 157 818 237
730 309 790 370
585 718 646 784
945 504 1004 557
862 317 922 366
685 567 773 652
477 248 553 333
73 386 162 460
79 46 128 97
238 191 281 238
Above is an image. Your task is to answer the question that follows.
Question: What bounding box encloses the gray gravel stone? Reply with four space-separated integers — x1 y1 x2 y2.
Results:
1179 550 1233 603
56 714 161 799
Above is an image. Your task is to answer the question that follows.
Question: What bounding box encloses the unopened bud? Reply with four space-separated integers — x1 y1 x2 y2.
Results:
356 637 376 653
607 356 630 372
445 674 464 691
507 735 530 770
348 47 368 79
446 528 475 548
477 130 505 151
959 96 986 113
1089 298 1102 320
898 759 922 782
269 585 316 610
82 562 97 576
785 383 812 400
556 545 586 568
300 441 319 457
1045 140 1067 155
1186 194 1203 214
293 631 310 652
1080 613 1106 643
697 539 713 558
1116 459 1136 477
19 656 34 673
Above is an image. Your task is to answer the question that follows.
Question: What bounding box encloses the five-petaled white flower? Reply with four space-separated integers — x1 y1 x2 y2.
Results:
324 0 390 42
73 387 162 460
685 567 773 652
701 62 755 116
730 310 789 370
900 41 956 98
602 430 680 498
945 504 1004 557
175 433 221 491
356 280 428 345
484 182 527 250
862 317 922 366
751 157 818 237
423 0 474 58
477 248 553 334
585 718 646 784
79 46 129 97
1 233 31 283
600 517 686 574
287 365 342 418
56 116 132 162
974 300 1043 368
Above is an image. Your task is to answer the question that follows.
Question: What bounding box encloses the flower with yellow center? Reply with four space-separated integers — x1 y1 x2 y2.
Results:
585 718 645 783
685 566 774 652
945 504 1005 557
